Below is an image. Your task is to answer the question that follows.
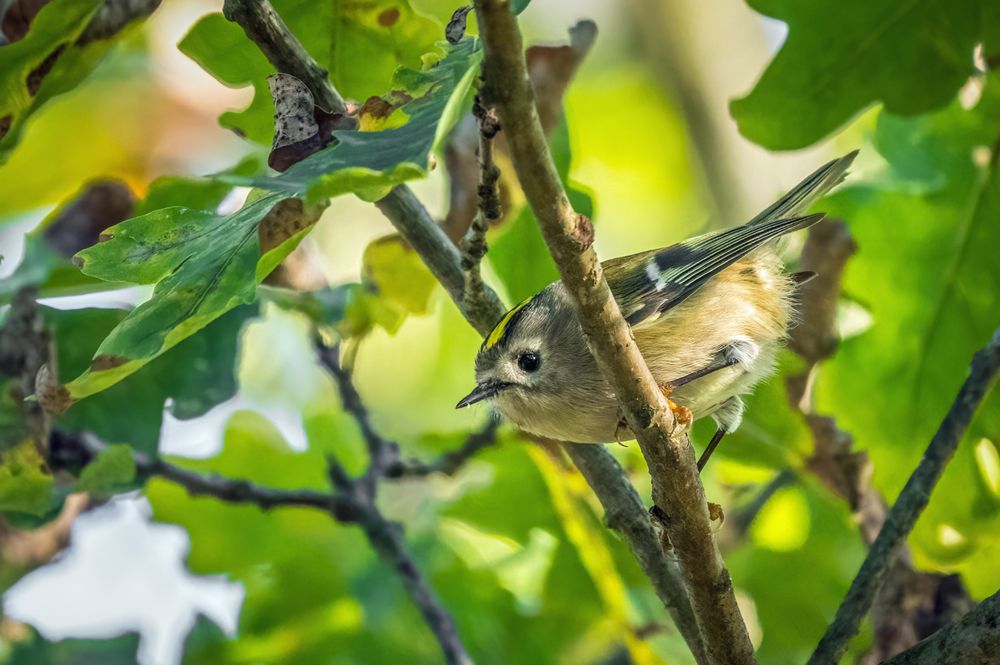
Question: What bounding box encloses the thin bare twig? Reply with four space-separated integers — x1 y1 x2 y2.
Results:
387 420 500 479
808 329 1000 665
472 2 754 663
458 97 502 314
311 340 472 665
222 0 346 114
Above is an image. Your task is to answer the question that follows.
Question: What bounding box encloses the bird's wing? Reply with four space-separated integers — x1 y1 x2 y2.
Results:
604 151 857 327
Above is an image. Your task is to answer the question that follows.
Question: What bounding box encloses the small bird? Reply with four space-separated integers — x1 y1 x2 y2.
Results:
457 151 857 469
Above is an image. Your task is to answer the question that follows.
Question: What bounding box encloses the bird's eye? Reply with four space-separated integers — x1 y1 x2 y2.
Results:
517 351 541 373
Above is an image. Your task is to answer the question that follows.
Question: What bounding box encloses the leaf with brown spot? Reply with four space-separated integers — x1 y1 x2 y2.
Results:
0 0 109 163
257 198 322 254
377 7 400 27
88 355 128 372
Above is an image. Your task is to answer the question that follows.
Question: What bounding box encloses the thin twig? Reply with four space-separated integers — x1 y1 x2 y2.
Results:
311 340 471 665
75 432 362 519
458 97 502 315
808 329 1000 665
315 341 399 490
472 3 754 663
881 590 1000 665
222 0 346 115
387 420 500 478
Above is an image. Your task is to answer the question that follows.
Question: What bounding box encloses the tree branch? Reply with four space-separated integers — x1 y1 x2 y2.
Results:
387 420 500 479
458 98 502 316
472 2 754 663
808 329 1000 665
564 445 709 665
221 1 704 659
882 590 1000 665
222 0 346 115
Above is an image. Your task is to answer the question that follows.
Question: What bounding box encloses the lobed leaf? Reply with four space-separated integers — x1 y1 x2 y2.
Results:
731 0 991 149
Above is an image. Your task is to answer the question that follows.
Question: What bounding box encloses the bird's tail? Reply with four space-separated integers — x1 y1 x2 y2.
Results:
746 150 858 227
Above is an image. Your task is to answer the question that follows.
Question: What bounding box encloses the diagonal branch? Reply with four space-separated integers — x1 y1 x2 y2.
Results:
220 1 704 660
807 328 1000 665
472 2 754 663
222 0 346 114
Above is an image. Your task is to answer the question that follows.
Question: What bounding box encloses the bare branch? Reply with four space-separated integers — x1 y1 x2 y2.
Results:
472 3 754 663
375 185 506 338
387 420 499 479
458 98 502 315
882 590 1000 665
808 329 1000 665
315 341 400 490
564 444 709 665
786 220 973 661
222 0 346 115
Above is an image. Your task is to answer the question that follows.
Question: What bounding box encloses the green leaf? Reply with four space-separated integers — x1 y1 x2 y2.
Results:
362 234 437 327
234 37 482 203
0 0 103 163
181 1 442 145
817 74 1000 582
731 0 988 149
283 0 442 103
4 630 140 665
75 443 136 494
49 305 255 455
0 439 53 516
179 13 276 144
512 0 532 13
62 39 480 403
62 193 292 401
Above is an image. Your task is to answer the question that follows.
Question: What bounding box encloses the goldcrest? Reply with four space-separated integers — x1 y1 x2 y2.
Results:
457 152 857 468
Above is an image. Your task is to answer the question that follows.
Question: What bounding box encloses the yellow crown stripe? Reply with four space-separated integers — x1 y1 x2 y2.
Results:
483 298 531 349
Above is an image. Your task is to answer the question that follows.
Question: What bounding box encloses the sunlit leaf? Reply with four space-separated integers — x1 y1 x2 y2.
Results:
817 73 1000 579
731 0 990 149
232 38 482 203
0 0 102 163
74 443 136 494
0 439 52 516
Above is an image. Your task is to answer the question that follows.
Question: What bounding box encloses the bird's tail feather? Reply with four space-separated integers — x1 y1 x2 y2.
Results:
746 150 858 227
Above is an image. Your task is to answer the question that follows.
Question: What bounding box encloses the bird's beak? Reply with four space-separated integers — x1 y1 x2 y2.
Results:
456 381 509 409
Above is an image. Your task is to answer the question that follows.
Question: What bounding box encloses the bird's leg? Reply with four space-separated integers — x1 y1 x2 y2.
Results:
697 428 727 471
662 336 759 391
699 396 745 472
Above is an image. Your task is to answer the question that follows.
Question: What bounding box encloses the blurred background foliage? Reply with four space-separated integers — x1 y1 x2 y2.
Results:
0 0 997 664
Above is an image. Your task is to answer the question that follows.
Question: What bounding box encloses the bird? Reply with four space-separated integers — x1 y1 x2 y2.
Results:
457 151 857 469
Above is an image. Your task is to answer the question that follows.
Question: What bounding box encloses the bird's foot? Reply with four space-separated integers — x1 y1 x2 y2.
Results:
707 501 725 525
659 385 693 434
